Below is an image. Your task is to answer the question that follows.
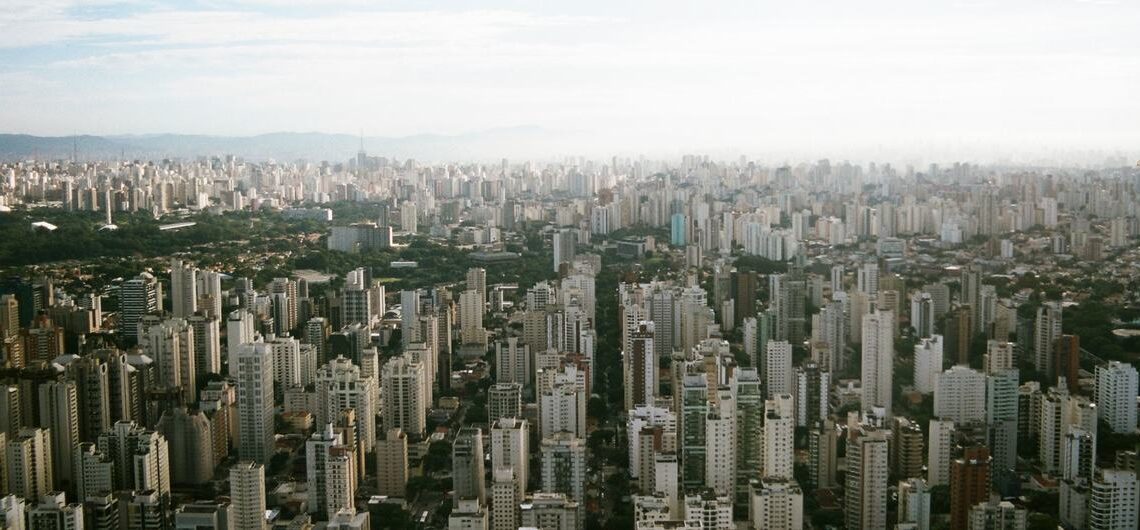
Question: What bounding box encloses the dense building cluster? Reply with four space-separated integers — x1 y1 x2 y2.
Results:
0 154 1137 530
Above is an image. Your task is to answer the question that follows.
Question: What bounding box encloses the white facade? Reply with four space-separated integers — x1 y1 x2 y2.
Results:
861 310 895 414
934 365 987 424
1096 361 1138 434
913 335 943 394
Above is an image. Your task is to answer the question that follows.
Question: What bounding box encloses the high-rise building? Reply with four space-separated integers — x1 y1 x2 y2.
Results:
705 390 737 497
490 418 529 500
187 313 222 376
377 428 409 498
27 492 83 530
466 268 487 302
141 316 198 403
891 417 926 481
519 493 579 530
626 321 657 410
1096 361 1139 434
765 340 793 399
175 501 234 530
967 500 1027 530
927 419 955 486
453 428 487 506
845 425 889 530
935 365 987 423
37 379 79 489
762 395 795 482
5 428 53 500
541 432 587 508
316 356 377 455
1034 302 1062 380
495 338 530 388
808 420 838 490
235 340 275 463
96 421 171 500
488 382 522 423
553 229 577 272
734 369 764 504
913 335 944 395
381 354 427 439
540 381 586 440
171 258 198 318
459 289 487 347
156 407 215 485
898 477 932 530
794 361 829 428
491 467 519 530
119 272 160 342
861 310 894 414
1088 469 1138 530
230 462 267 530
747 478 803 530
950 446 992 530
911 292 935 338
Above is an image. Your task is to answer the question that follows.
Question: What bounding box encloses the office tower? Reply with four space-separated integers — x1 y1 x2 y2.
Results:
771 271 807 344
892 417 925 480
808 420 837 489
316 356 376 455
270 277 299 334
794 361 829 428
898 477 932 530
927 419 955 486
0 295 23 368
762 396 795 481
171 258 198 318
1088 469 1138 530
27 492 83 530
490 418 529 500
187 313 222 376
37 379 79 488
519 493 579 530
861 310 894 415
968 500 1028 530
704 390 737 497
488 382 522 423
731 270 758 327
1096 361 1139 434
765 340 793 399
175 501 233 530
119 272 160 342
466 268 487 302
845 425 889 530
141 316 198 403
495 338 530 388
6 428 53 500
1034 302 1062 379
913 335 943 395
230 462 267 530
234 340 275 463
683 490 733 530
459 289 486 347
681 374 709 489
376 429 409 498
646 286 676 359
911 292 935 338
541 432 587 505
156 407 215 485
670 213 687 247
553 229 577 272
382 355 427 439
399 289 419 346
453 427 486 506
935 365 987 423
950 447 992 530
97 421 171 500
625 321 656 410
1054 334 1081 394
747 478 803 530
74 442 114 502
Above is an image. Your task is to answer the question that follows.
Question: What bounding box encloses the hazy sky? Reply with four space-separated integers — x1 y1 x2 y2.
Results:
2 0 1138 159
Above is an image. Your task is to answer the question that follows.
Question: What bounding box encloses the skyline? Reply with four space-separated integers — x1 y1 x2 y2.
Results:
3 1 1139 161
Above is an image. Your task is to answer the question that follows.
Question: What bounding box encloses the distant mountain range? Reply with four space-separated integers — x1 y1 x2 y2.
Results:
0 126 566 162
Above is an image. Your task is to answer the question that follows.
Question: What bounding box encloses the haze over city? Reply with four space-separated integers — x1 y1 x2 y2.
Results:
3 0 1139 162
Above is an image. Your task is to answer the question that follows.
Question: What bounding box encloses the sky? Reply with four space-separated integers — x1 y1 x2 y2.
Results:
1 0 1138 161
